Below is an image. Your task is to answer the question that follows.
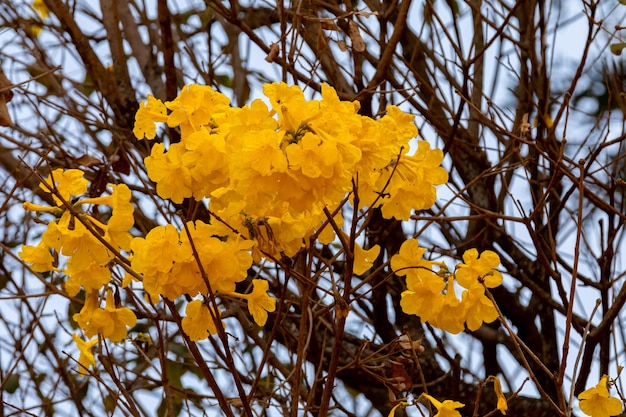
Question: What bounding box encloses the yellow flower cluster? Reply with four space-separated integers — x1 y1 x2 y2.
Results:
19 169 136 374
134 82 448 258
391 239 502 333
20 82 450 374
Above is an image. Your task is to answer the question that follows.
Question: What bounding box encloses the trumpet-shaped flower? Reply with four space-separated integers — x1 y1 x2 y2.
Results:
462 289 499 331
421 393 464 417
40 168 88 206
145 142 193 204
579 375 623 417
19 242 56 272
456 249 502 290
166 84 230 136
237 279 276 326
133 94 168 140
64 258 111 297
78 184 135 251
78 289 137 342
353 243 380 275
182 299 221 341
72 334 98 375
486 375 508 415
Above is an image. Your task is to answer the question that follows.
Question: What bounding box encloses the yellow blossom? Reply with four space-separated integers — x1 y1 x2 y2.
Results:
182 299 221 341
72 334 98 375
40 168 88 206
455 249 502 290
78 184 134 251
238 279 276 326
421 393 464 417
19 242 56 272
133 94 168 140
144 142 193 204
579 375 623 417
78 289 137 342
353 243 380 275
486 375 508 414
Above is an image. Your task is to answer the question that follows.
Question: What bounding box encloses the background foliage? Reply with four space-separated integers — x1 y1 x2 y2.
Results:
1 0 626 416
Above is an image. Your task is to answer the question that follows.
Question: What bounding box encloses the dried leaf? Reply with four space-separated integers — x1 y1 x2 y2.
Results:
265 43 280 63
73 154 101 168
0 69 14 127
398 335 424 353
348 20 365 52
337 40 349 52
390 361 412 391
520 113 530 136
320 20 340 31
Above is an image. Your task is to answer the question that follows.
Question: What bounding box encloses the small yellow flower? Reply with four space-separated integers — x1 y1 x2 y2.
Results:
241 279 276 326
40 168 89 206
455 249 502 290
77 289 137 342
486 375 508 414
133 95 168 140
421 393 464 417
578 375 623 417
32 0 49 18
19 242 56 272
182 299 221 341
72 334 98 375
353 243 380 275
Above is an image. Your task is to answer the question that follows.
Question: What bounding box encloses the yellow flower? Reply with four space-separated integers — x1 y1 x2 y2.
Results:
579 375 623 417
241 279 276 326
182 299 221 341
391 239 445 293
40 168 88 206
78 289 137 342
378 141 448 220
353 243 380 275
462 289 499 331
421 393 464 417
42 211 112 268
32 0 49 18
133 94 168 140
486 375 508 414
72 334 98 376
64 258 111 297
78 184 135 251
456 249 502 290
144 142 193 204
165 84 230 136
19 242 56 272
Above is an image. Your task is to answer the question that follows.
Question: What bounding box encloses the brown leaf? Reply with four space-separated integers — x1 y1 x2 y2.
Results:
0 69 14 127
397 335 425 353
73 154 102 168
265 43 280 63
390 361 412 391
320 20 340 31
348 20 365 52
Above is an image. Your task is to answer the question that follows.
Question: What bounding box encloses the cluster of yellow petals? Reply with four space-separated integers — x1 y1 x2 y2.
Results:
19 168 136 374
21 82 450 375
134 82 448 259
391 239 502 334
129 221 254 300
